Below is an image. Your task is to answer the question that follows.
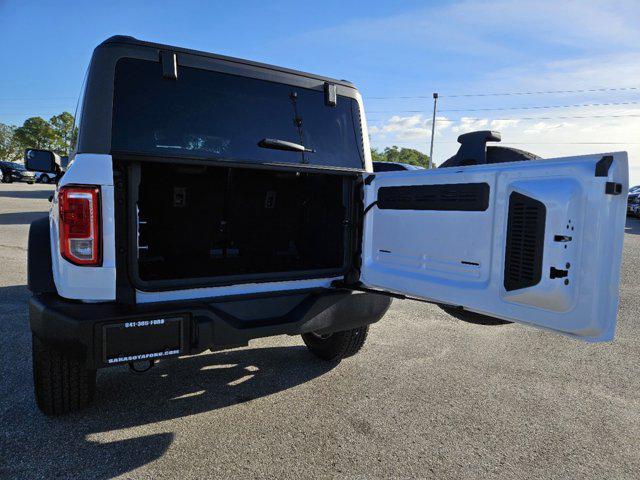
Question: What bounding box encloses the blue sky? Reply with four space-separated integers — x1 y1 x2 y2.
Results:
1 0 639 181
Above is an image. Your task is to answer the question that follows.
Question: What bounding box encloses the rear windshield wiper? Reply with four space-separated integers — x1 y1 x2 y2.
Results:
258 138 315 153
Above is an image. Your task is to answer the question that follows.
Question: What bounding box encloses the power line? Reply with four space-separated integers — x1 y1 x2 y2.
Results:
375 141 640 146
366 113 640 122
470 141 639 145
366 100 640 114
367 86 640 100
419 141 639 144
0 96 76 101
443 113 640 121
0 108 76 113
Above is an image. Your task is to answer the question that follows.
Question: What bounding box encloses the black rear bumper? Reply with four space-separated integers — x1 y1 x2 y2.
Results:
29 289 391 369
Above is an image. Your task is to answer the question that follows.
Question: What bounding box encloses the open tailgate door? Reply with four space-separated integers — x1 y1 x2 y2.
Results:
361 152 627 342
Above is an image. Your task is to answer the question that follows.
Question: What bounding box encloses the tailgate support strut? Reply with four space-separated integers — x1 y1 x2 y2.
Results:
330 280 460 309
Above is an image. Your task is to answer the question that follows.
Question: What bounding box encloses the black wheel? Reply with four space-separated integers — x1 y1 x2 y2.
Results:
40 175 50 184
32 334 96 415
302 326 369 361
4 175 12 183
439 145 540 168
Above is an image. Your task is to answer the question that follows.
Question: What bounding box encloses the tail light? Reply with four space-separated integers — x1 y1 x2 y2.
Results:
59 186 101 266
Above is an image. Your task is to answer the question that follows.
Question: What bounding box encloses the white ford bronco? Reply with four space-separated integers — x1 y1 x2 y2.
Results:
26 36 628 415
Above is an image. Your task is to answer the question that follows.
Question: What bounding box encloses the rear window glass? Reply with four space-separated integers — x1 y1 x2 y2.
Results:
111 58 364 169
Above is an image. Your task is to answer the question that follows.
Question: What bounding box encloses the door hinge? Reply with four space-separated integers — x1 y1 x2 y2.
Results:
324 82 337 106
595 155 613 177
160 51 178 80
605 182 622 195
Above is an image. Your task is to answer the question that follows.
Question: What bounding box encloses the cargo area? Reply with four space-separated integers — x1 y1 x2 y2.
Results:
134 162 357 286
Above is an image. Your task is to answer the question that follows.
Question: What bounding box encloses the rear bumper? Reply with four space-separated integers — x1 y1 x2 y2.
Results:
29 289 392 369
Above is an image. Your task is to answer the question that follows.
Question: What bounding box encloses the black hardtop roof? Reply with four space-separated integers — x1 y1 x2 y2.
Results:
99 35 355 89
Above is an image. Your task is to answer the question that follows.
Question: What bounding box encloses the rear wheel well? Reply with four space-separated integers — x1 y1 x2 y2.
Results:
28 217 57 295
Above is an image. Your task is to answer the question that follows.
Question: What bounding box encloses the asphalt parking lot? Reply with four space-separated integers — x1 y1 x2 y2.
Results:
0 183 638 479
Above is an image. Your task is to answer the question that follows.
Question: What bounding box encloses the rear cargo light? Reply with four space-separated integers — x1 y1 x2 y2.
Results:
59 186 101 266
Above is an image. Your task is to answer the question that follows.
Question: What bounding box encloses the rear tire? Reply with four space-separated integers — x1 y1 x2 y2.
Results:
302 326 369 361
40 175 50 184
32 335 96 415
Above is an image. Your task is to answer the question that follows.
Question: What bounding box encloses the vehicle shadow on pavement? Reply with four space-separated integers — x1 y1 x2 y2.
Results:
624 217 640 235
0 189 54 200
0 284 336 479
0 211 49 225
439 305 512 326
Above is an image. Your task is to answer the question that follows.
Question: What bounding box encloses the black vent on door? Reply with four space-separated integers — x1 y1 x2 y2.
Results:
504 192 546 291
377 183 489 211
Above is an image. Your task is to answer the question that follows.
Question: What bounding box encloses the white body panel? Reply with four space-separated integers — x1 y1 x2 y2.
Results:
361 152 627 342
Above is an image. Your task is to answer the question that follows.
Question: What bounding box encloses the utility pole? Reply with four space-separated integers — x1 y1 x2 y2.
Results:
429 92 438 168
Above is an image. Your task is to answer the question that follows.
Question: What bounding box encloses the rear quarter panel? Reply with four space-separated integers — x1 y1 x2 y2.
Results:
52 153 116 300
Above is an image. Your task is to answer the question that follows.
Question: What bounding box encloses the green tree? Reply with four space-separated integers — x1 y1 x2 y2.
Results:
0 123 21 162
1 112 76 162
49 112 75 154
13 117 56 151
370 146 434 168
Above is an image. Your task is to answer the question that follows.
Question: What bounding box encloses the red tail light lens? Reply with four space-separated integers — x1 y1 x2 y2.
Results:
59 186 101 266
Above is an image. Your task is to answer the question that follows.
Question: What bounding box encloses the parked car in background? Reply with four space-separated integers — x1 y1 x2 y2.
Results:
629 195 640 218
35 172 57 183
629 185 640 194
28 155 67 184
627 192 640 215
373 161 425 172
0 161 36 184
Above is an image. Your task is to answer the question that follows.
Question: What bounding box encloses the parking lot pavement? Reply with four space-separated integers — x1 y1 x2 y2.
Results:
0 182 638 479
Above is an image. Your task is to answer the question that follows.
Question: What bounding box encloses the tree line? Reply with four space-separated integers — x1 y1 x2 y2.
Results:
371 146 434 168
0 112 75 162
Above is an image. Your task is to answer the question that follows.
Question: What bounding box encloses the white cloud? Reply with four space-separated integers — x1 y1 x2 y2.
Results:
369 108 640 179
490 119 520 131
369 114 453 141
523 121 573 135
322 0 640 180
451 117 488 134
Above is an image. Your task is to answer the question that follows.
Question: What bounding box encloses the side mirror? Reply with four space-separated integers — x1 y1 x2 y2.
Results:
25 149 60 173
